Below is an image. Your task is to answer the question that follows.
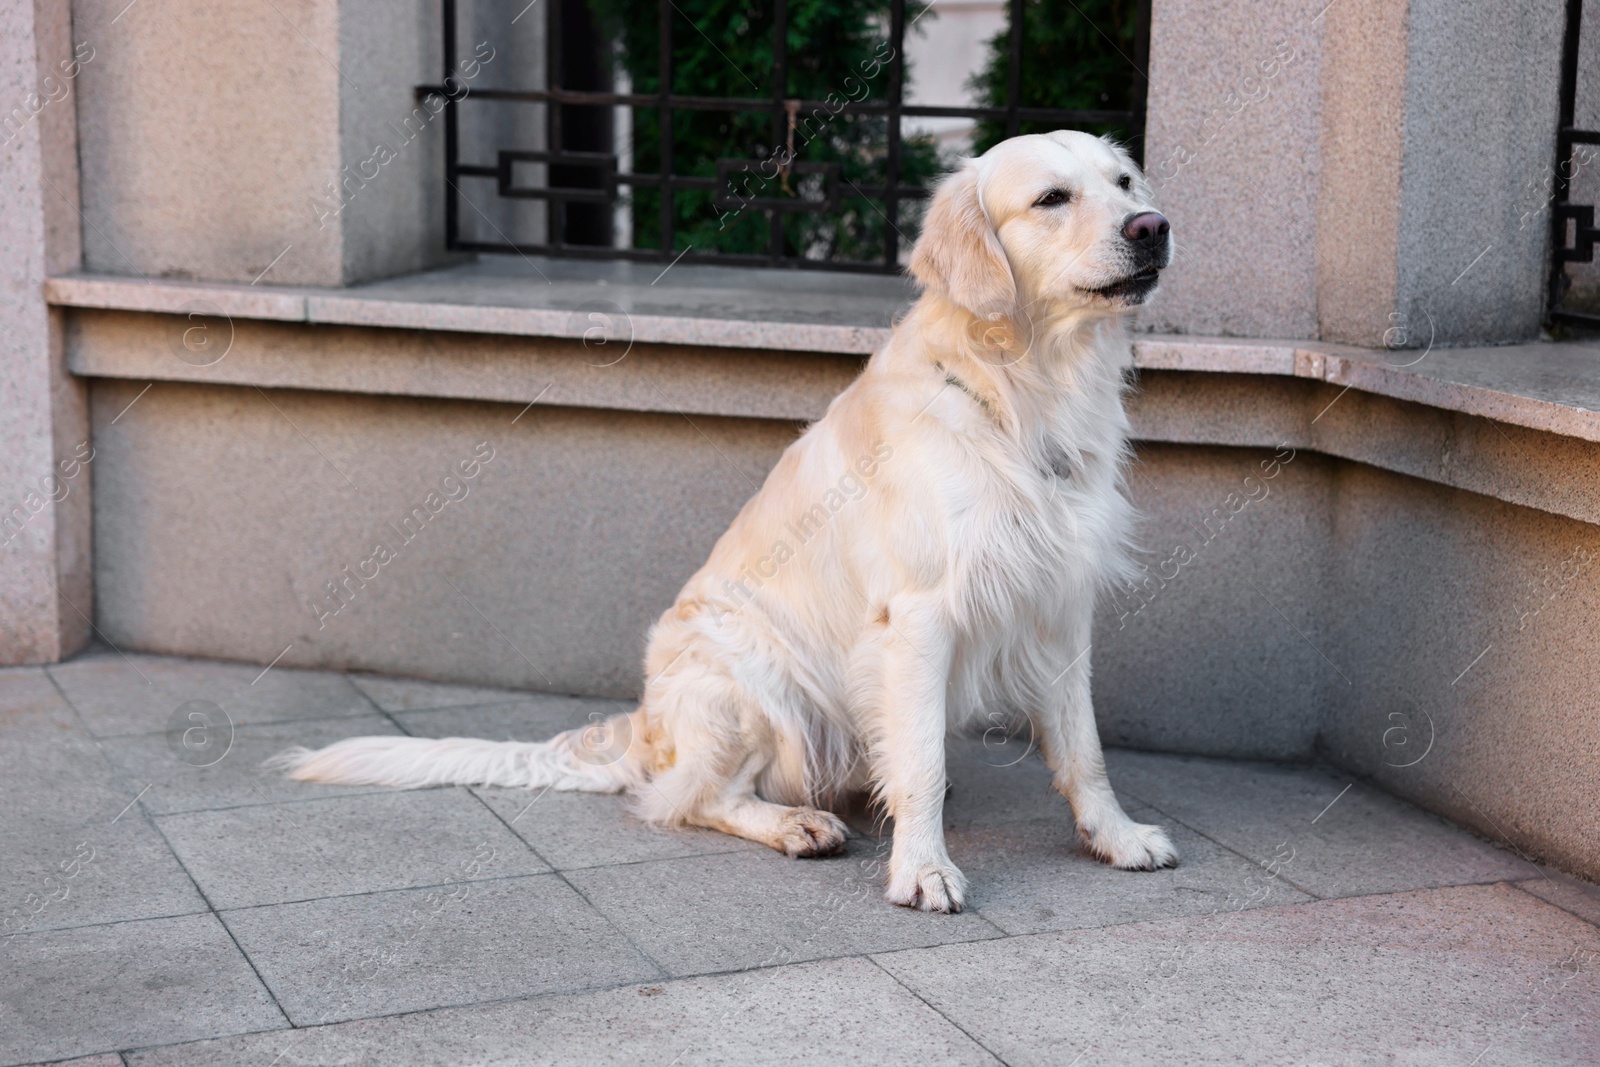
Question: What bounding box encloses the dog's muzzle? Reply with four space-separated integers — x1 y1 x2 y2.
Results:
1085 211 1172 303
1122 211 1172 272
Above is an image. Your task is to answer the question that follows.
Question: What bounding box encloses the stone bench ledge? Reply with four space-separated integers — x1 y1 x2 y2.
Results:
44 257 1600 444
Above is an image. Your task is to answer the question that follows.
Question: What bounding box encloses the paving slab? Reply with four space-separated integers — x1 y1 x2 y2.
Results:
565 845 1001 977
12 652 1595 1065
392 693 626 741
48 649 373 737
876 883 1600 1067
98 714 403 815
0 667 130 830
473 786 760 871
945 803 1312 936
1104 749 1530 897
124 957 1000 1067
0 912 286 1066
219 874 660 1024
1517 870 1600 928
0 815 204 938
349 673 541 712
840 738 1306 934
156 788 548 909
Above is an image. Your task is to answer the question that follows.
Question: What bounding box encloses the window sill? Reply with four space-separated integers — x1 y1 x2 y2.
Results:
45 255 1600 445
45 255 915 356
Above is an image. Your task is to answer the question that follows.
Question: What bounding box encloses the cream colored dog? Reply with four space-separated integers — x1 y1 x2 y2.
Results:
279 130 1178 912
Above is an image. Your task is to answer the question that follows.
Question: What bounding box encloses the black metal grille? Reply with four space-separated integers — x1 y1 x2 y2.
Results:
1551 0 1600 322
421 0 1152 273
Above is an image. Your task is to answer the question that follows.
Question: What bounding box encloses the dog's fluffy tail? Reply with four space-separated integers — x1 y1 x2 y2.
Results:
269 712 641 793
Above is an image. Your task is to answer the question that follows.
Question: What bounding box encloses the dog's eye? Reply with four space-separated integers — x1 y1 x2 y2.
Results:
1035 189 1071 207
1117 174 1133 191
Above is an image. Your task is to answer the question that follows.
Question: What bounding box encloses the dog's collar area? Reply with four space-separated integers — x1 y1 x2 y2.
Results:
933 360 996 419
930 360 1077 481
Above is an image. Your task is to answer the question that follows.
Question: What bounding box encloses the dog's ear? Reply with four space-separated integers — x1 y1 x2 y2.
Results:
908 165 1016 317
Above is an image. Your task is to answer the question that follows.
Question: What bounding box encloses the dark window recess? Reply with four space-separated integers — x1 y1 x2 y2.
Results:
424 0 1151 273
550 0 614 246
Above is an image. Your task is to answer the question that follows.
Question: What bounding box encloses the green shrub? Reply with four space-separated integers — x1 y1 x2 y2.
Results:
589 0 944 262
967 0 1144 155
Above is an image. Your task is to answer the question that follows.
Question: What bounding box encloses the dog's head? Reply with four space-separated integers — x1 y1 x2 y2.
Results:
908 130 1171 320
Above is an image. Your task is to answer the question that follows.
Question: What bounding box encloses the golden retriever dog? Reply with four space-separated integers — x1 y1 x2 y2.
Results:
278 130 1178 912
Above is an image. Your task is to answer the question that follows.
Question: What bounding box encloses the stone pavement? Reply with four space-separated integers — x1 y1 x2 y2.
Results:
2 648 1598 1066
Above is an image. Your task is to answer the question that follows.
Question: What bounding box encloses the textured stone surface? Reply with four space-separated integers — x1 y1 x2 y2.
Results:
1518 871 1600 929
46 255 914 352
1106 750 1532 897
72 0 338 284
220 875 660 1024
1315 465 1600 884
5 652 1594 1066
1141 0 1326 339
0 913 286 1065
155 788 548 909
69 0 450 286
1314 0 1408 346
124 957 1003 1067
348 673 532 712
0 667 130 829
87 378 793 698
63 307 867 424
1093 444 1335 759
394 693 620 739
1290 377 1600 527
848 739 1313 934
0 815 203 935
1320 341 1600 446
47 648 374 736
474 785 759 871
95 713 403 815
0 0 91 665
55 272 1600 443
875 883 1600 1067
1387 0 1563 347
1143 0 1563 347
565 847 1003 977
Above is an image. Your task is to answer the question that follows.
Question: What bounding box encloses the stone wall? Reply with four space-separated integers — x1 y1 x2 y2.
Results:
82 365 1600 882
1143 0 1565 347
1 0 92 662
65 0 542 285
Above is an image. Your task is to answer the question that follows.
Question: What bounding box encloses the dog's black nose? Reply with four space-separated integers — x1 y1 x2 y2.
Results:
1122 211 1169 243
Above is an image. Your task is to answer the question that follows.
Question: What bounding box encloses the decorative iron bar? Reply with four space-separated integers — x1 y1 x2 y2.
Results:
1551 0 1600 322
421 0 1152 273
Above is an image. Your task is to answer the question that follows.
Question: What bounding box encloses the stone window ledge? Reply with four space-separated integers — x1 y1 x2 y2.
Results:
46 256 913 356
45 256 1600 445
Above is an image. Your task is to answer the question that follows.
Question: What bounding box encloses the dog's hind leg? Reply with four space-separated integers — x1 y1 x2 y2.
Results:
631 657 847 858
692 754 849 859
1032 606 1177 871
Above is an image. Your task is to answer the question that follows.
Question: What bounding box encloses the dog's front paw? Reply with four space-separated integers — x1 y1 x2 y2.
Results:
886 859 967 913
1081 818 1179 871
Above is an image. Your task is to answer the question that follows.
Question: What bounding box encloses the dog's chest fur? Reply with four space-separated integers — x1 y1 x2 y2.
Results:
939 343 1133 672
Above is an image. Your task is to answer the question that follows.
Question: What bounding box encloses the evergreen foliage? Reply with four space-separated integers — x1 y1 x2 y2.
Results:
966 0 1143 156
588 0 943 261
